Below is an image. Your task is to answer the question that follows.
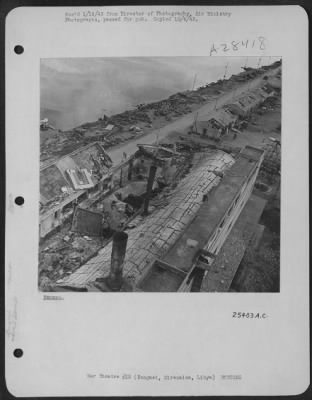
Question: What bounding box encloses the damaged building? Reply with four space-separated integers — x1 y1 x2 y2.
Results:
69 143 187 235
193 109 238 139
38 141 191 286
190 86 275 141
39 142 113 239
54 145 264 292
225 87 275 119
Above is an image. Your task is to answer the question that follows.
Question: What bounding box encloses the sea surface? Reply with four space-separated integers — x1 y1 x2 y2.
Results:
40 56 275 131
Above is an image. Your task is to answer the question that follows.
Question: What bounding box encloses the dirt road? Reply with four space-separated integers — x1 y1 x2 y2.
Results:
107 68 280 165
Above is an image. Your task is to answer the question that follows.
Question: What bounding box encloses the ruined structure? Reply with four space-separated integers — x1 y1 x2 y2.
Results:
55 145 264 292
39 142 113 239
225 87 274 119
194 108 238 138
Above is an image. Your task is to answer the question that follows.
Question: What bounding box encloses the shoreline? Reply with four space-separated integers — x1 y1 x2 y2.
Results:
40 61 281 167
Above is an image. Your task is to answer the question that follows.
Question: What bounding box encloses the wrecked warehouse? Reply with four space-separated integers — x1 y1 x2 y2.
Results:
55 145 264 292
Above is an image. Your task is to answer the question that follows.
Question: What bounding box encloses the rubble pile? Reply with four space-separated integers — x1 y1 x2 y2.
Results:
109 108 153 125
39 229 103 286
261 94 280 110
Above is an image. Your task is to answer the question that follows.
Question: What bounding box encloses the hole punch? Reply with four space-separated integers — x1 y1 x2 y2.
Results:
13 348 23 358
15 196 24 206
14 45 24 54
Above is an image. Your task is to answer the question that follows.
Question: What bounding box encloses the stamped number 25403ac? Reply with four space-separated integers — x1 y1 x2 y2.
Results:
232 312 267 319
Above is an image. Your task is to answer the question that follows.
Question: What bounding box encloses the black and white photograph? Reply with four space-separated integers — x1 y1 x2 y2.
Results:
5 5 309 397
39 56 282 293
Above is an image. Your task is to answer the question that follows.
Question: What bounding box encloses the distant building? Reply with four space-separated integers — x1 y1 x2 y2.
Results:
226 88 274 118
195 109 238 138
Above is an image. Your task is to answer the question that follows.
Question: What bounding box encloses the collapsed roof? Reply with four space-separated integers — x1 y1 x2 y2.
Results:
40 142 113 207
56 149 235 289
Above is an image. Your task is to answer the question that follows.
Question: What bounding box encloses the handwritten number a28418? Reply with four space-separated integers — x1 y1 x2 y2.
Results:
210 37 266 56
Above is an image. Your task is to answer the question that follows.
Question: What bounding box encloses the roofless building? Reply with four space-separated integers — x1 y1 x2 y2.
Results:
56 145 265 292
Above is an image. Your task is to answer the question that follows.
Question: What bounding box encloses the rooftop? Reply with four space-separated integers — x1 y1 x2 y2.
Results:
211 109 237 126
